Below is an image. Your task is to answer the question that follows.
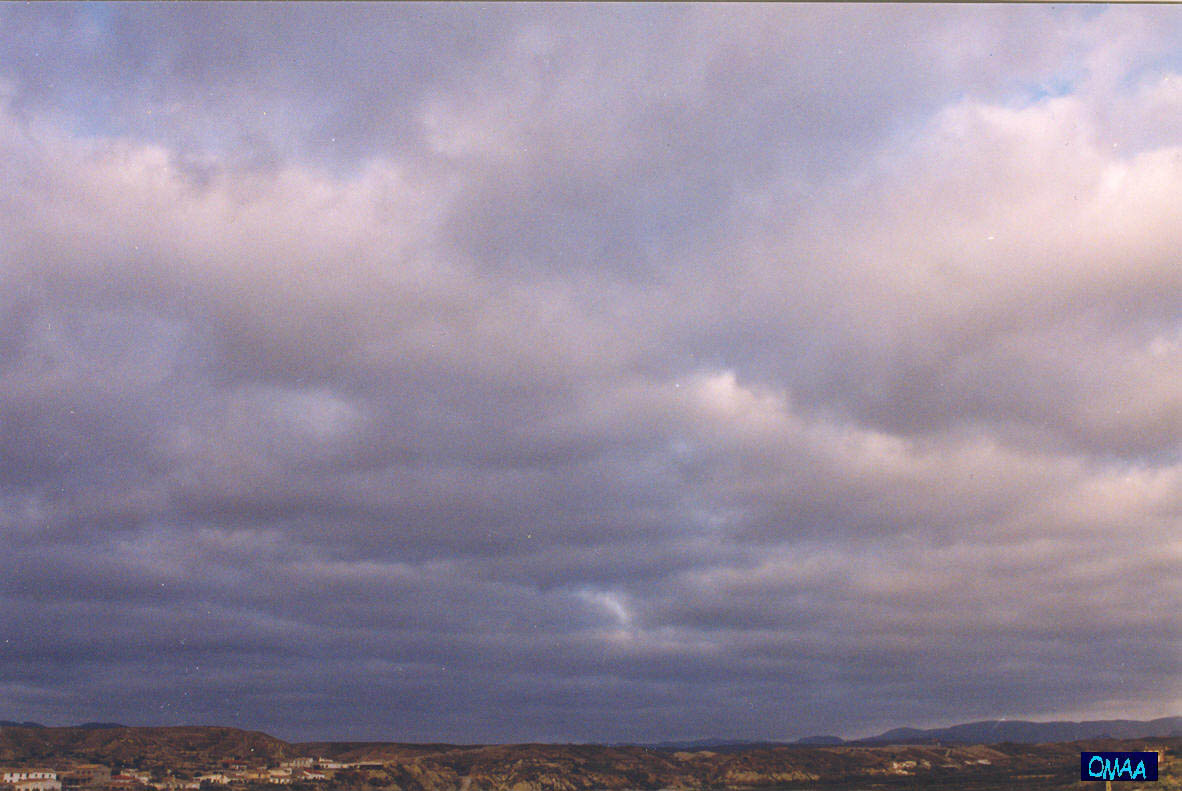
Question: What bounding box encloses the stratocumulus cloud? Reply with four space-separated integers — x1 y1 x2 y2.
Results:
0 3 1178 743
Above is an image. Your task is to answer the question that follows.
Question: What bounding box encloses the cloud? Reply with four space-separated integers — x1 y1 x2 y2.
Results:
0 4 1178 742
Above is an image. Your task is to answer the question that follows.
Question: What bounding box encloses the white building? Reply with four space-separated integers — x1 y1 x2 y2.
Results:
15 780 62 791
279 760 312 770
195 774 229 786
3 771 58 784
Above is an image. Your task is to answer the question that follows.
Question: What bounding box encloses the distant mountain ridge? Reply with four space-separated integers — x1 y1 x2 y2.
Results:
791 734 843 746
829 716 1182 745
656 717 1182 750
2 716 1179 752
0 721 125 729
641 738 783 751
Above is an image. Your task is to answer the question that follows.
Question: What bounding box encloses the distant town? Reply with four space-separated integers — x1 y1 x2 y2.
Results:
3 757 382 791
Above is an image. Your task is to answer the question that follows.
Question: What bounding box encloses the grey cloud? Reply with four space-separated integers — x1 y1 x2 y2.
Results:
0 3 1178 744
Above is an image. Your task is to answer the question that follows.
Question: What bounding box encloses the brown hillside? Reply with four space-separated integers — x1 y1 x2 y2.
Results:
300 738 1180 791
0 727 1177 790
0 726 290 768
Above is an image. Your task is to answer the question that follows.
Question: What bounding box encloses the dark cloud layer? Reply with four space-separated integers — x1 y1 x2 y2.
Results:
0 4 1178 743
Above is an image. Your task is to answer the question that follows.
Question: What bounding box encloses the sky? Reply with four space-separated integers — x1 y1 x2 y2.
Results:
0 3 1179 745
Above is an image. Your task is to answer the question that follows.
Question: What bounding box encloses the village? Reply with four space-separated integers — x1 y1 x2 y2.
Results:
1 758 384 791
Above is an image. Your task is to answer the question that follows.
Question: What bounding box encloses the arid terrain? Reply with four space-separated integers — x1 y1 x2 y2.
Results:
0 726 1177 791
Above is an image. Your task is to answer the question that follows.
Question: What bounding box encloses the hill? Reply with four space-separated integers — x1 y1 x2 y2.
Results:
0 725 290 767
856 716 1182 745
0 722 1177 790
